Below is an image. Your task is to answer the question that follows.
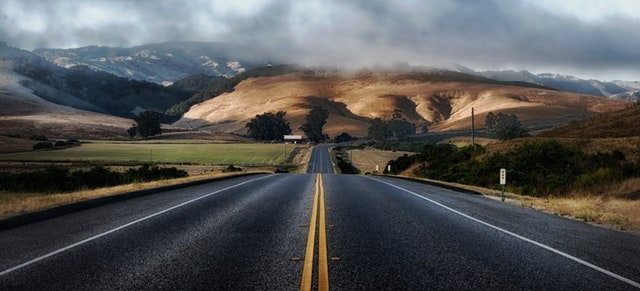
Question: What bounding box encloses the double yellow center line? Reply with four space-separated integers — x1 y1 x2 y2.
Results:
300 174 329 291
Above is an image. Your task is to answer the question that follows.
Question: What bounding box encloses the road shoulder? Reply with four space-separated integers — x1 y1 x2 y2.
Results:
380 174 640 235
0 171 271 230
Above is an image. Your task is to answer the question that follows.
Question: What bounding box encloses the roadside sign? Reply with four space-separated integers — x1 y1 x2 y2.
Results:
284 135 303 140
500 169 506 185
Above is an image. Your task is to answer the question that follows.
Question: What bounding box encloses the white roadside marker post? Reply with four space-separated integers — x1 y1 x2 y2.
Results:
375 164 379 173
387 165 391 173
500 168 506 202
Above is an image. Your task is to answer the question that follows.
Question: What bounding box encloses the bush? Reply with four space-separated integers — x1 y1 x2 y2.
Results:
32 141 53 150
386 139 640 197
333 147 359 174
0 165 188 193
54 140 67 147
222 165 243 172
334 132 355 143
385 154 416 174
66 138 80 145
30 135 48 141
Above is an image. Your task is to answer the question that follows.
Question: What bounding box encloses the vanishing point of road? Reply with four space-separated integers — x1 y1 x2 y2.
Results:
0 145 639 290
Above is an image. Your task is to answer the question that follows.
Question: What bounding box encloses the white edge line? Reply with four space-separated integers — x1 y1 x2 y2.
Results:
366 176 640 289
0 174 273 277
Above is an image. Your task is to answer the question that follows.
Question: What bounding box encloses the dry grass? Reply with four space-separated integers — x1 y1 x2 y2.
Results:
440 136 498 147
526 197 640 232
568 177 640 199
351 148 413 173
390 175 640 233
0 171 270 219
540 103 640 138
0 135 33 153
291 145 312 173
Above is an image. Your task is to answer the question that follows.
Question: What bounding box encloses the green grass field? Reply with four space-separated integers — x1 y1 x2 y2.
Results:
0 142 297 165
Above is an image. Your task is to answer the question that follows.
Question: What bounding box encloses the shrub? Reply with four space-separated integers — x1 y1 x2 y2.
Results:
222 165 243 172
385 154 416 174
30 135 48 141
32 141 53 150
386 139 640 197
54 140 67 147
66 138 80 145
0 165 188 193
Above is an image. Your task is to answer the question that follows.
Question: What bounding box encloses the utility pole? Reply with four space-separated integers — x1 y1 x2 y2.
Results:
471 107 475 150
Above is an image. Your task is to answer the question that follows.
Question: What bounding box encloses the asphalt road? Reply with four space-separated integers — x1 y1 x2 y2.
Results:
307 145 334 174
0 145 639 289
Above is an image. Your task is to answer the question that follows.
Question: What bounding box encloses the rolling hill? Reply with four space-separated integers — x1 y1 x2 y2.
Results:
176 69 628 137
1 42 191 118
539 103 640 138
0 60 132 139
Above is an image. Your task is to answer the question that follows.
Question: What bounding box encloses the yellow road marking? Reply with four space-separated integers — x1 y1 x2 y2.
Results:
300 174 320 291
300 174 330 291
318 173 329 291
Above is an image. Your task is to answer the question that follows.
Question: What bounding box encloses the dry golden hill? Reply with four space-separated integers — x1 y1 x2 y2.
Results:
539 103 640 138
176 70 628 137
0 60 133 139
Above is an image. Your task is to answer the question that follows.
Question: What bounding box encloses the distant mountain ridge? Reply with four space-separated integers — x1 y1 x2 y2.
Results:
34 41 274 84
446 64 640 101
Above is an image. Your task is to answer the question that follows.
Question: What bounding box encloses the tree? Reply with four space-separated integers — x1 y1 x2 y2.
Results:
300 106 329 142
130 111 162 138
367 118 390 141
421 124 430 134
334 132 355 143
245 111 292 141
367 109 416 142
127 125 138 138
485 111 529 140
387 110 416 140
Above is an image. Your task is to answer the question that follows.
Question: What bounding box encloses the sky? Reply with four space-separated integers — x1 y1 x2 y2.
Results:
1 0 639 81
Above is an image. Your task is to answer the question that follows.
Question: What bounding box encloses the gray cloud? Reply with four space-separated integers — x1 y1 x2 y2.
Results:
1 0 639 80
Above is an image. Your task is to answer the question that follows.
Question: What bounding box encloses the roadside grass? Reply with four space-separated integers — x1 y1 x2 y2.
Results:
0 142 297 166
351 148 413 173
390 175 640 233
0 171 270 219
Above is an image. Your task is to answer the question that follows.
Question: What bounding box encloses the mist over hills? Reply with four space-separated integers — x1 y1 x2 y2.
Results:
27 42 640 102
